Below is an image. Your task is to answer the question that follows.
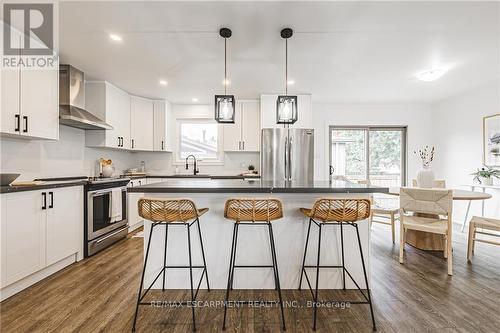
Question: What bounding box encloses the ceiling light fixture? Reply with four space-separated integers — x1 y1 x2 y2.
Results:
416 68 446 82
276 28 298 125
192 98 199 102
214 27 236 124
109 34 122 42
159 80 168 86
287 80 295 85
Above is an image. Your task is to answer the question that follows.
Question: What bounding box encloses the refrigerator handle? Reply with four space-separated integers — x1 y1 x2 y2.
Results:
284 136 288 180
288 136 293 181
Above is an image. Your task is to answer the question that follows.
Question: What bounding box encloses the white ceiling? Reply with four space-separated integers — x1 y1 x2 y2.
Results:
59 1 500 104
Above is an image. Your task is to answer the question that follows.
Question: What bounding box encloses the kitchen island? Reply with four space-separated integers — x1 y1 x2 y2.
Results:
128 179 388 289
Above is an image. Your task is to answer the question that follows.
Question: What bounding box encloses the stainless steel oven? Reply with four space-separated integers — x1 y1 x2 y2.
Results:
84 178 130 256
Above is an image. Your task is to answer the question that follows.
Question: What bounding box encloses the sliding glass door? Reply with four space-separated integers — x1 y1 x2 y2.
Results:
329 126 407 186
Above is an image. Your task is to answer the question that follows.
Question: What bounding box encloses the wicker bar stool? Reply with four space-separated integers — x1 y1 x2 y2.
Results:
222 198 286 331
298 198 376 331
132 198 210 332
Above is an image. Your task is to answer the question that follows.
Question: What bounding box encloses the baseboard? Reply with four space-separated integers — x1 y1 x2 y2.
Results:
0 254 77 301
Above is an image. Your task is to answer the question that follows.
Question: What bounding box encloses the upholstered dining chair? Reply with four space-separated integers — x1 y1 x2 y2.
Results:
358 180 399 243
412 179 446 188
399 187 454 275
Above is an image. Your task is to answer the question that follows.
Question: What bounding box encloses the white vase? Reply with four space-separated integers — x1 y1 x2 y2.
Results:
479 177 493 186
416 166 435 188
102 165 115 178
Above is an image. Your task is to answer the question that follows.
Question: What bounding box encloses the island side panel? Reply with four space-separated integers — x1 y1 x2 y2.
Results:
138 192 372 289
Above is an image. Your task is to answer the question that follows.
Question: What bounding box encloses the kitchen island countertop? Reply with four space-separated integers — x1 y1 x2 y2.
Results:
127 178 389 194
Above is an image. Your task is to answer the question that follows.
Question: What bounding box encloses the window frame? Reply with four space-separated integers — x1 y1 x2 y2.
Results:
174 118 224 165
329 125 407 186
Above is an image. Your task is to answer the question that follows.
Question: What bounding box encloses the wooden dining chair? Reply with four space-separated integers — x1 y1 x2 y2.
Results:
467 216 500 261
358 180 399 243
399 187 454 275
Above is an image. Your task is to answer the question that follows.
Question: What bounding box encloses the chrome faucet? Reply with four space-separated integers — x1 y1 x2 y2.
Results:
185 155 199 175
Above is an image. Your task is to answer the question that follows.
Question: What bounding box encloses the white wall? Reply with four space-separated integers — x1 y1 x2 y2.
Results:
312 104 433 181
0 126 137 180
431 82 500 220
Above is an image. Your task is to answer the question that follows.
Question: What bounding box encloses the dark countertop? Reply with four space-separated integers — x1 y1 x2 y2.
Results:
127 179 389 194
1 180 87 194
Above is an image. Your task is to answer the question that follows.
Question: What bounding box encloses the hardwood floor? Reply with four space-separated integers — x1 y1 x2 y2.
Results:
1 223 499 332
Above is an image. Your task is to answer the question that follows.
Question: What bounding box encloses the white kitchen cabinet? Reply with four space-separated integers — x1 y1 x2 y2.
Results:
127 178 147 233
0 31 58 140
0 67 20 135
223 100 260 152
153 100 173 151
20 68 59 140
130 96 154 151
260 94 313 129
1 190 46 287
46 187 82 266
0 186 82 292
85 82 131 149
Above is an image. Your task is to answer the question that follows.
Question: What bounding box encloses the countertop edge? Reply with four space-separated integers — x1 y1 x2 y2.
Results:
0 181 87 194
127 187 390 194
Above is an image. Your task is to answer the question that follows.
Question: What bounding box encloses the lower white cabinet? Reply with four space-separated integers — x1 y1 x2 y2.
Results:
0 186 83 294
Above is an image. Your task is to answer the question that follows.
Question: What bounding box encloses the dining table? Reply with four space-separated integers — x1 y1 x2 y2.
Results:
387 187 492 251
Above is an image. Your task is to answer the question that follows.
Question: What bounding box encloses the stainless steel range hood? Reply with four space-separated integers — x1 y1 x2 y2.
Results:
59 64 113 130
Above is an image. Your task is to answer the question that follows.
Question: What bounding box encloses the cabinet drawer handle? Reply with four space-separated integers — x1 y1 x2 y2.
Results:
14 114 20 132
161 140 164 150
49 192 54 209
22 116 28 133
131 139 135 149
118 137 121 147
242 141 245 150
238 141 241 150
42 192 47 210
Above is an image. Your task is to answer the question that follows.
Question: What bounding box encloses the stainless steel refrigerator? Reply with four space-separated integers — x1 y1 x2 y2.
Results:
261 128 314 182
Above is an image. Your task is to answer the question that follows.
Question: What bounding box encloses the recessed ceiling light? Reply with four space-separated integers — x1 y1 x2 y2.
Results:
222 79 231 86
192 98 199 102
159 80 168 86
287 80 295 85
415 68 446 82
109 34 122 42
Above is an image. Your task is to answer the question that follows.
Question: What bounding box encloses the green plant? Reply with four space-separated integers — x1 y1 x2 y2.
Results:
471 166 500 183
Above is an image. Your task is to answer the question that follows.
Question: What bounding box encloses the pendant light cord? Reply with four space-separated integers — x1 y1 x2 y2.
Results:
285 38 288 96
224 37 227 95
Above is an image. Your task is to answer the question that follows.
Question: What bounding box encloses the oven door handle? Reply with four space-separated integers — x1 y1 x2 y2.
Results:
95 226 128 244
89 188 127 197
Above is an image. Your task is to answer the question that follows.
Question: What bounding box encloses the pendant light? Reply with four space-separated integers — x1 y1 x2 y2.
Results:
215 28 235 123
276 28 298 125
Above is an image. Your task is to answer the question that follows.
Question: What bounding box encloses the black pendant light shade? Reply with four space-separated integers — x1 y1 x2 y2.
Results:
276 95 298 124
277 28 298 125
215 28 235 123
215 95 235 123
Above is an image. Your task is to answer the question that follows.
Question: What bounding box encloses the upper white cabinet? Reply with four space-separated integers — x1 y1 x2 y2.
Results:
223 100 261 152
130 96 154 151
0 58 58 140
85 82 131 149
260 94 312 129
153 100 173 151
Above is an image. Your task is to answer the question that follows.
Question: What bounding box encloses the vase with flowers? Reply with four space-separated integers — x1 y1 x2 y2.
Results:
471 166 500 186
414 146 435 188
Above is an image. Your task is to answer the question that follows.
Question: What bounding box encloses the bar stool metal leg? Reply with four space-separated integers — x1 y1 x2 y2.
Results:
195 218 211 290
223 223 237 330
268 222 286 331
187 223 197 331
355 224 377 331
162 224 168 291
313 223 322 331
340 222 346 290
132 224 154 332
298 218 313 290
229 223 240 290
